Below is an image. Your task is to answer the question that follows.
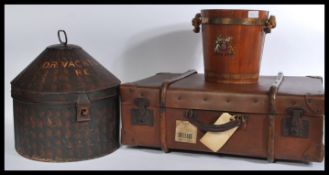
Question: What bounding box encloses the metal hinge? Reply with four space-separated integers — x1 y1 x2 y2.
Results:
282 107 309 138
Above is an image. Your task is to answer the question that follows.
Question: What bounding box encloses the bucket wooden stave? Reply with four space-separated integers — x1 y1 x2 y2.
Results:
193 9 276 84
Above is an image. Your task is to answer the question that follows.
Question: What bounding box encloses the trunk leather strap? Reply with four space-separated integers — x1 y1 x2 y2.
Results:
267 72 284 162
159 69 197 153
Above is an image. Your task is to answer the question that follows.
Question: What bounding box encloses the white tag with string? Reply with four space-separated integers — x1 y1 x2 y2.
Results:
200 113 239 152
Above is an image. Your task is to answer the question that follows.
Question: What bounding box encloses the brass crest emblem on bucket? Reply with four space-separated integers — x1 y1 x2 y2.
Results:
214 35 234 56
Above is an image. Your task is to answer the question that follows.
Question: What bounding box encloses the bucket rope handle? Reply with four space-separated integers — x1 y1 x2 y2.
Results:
192 13 276 34
264 15 276 33
192 13 202 33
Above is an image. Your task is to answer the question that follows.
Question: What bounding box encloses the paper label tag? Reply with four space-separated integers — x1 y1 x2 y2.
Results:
248 11 259 18
200 113 239 152
175 120 197 144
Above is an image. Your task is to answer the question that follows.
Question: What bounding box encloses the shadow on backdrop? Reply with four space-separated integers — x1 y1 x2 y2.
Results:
119 24 203 83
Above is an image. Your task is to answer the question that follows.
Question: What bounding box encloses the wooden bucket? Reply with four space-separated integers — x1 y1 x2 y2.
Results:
192 9 276 84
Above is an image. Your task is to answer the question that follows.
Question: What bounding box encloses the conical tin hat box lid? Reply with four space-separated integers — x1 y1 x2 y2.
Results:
11 30 120 95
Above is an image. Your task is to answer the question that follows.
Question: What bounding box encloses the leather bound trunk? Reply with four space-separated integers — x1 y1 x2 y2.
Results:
120 70 324 162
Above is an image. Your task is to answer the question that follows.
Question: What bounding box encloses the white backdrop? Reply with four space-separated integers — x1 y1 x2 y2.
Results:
5 5 324 170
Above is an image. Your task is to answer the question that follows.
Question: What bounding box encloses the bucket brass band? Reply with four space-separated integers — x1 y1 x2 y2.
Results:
192 13 276 33
202 17 266 26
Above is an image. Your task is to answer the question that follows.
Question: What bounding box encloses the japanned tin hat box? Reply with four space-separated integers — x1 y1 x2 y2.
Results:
11 30 121 162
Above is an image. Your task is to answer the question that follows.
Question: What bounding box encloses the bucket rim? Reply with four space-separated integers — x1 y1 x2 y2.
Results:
201 9 269 13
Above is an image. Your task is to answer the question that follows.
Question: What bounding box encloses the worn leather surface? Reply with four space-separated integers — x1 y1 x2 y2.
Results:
120 72 324 162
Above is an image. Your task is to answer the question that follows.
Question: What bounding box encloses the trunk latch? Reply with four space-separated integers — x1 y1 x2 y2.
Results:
76 94 91 122
131 98 154 126
282 107 309 138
